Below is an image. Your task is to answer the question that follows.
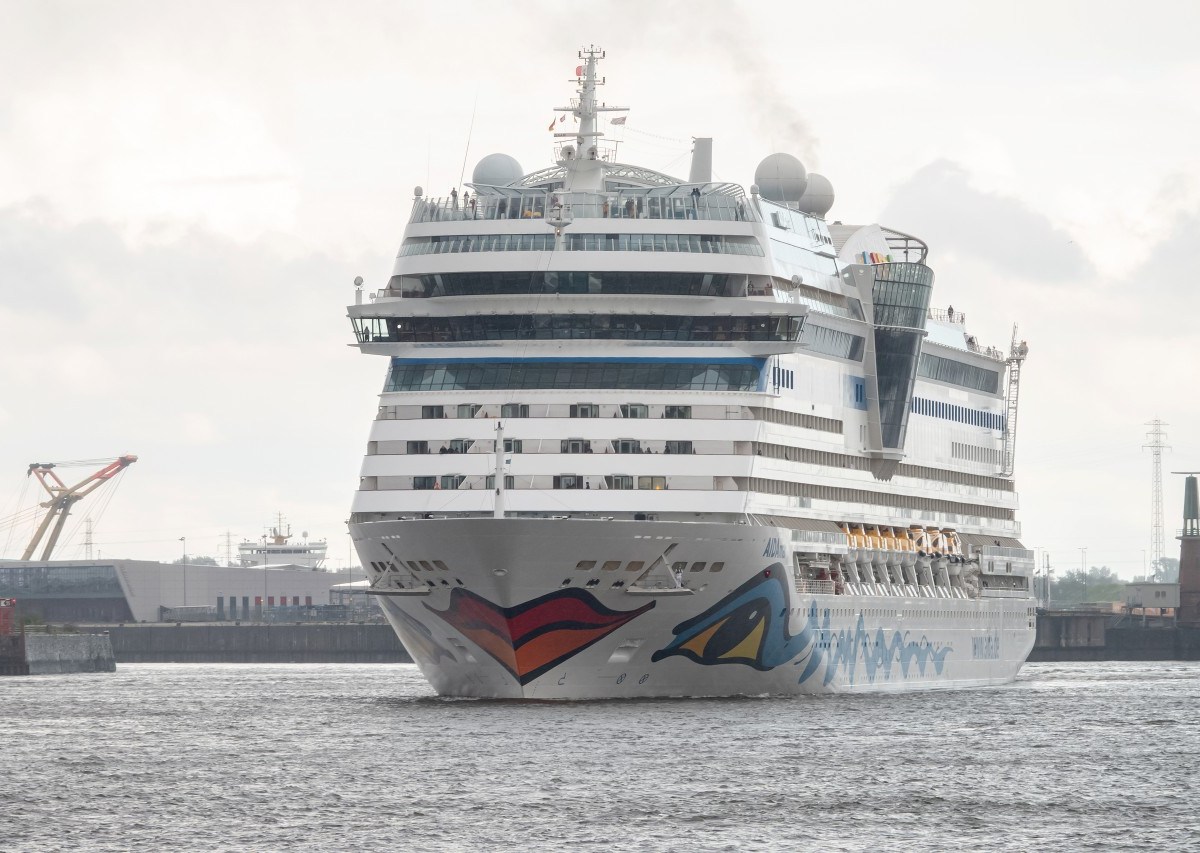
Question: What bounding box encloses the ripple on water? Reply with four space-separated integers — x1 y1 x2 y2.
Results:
1 662 1200 852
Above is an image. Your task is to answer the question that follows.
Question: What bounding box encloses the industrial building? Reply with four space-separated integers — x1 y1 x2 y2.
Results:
0 559 356 623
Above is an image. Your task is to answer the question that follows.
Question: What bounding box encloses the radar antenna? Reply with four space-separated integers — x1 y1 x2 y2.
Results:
1000 326 1029 477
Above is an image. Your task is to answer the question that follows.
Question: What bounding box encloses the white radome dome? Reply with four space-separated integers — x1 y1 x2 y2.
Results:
796 173 835 217
472 153 524 187
754 153 808 204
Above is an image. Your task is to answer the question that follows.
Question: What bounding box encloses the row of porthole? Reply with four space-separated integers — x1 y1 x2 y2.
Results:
417 577 465 588
369 558 451 573
563 578 628 588
561 577 709 591
575 559 725 573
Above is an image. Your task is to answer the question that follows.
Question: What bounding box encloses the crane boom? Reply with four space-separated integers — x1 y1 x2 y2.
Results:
20 455 138 561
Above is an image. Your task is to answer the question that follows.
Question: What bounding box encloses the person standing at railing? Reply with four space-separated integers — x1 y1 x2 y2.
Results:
451 188 459 209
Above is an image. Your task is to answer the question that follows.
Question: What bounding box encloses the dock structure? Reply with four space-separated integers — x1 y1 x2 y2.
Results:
1029 608 1200 662
0 600 116 675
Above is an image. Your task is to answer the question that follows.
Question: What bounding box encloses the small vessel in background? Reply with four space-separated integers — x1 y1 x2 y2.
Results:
238 514 327 570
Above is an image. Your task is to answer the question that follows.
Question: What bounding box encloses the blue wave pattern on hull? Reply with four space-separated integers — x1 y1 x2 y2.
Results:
649 566 954 690
651 565 816 670
796 602 953 687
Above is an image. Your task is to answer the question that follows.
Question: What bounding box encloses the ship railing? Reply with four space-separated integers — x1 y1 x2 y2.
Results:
792 530 849 548
973 545 1034 560
793 578 837 596
979 588 1030 599
375 404 760 421
882 227 929 264
928 308 1007 361
928 307 966 325
409 190 757 225
965 339 1006 362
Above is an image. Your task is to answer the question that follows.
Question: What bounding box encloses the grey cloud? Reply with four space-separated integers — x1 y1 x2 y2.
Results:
0 206 385 559
879 160 1093 282
0 203 128 319
1121 210 1200 332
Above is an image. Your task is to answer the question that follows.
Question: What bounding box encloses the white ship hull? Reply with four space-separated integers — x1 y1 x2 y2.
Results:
353 518 1035 699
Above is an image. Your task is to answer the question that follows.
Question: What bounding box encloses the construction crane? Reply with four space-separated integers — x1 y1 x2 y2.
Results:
20 455 138 561
1000 326 1029 478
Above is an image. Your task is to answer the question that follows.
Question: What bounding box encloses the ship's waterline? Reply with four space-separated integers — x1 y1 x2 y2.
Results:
352 517 1034 699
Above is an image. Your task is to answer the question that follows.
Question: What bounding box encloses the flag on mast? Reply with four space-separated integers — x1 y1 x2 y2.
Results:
548 117 556 131
610 116 627 125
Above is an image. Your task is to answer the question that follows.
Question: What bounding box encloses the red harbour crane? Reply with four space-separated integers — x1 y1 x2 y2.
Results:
20 455 138 561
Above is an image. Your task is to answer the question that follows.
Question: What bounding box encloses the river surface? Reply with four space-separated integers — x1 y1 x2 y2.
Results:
2 662 1198 851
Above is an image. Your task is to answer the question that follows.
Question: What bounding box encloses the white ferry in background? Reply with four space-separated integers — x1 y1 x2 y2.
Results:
346 47 1036 699
238 516 327 570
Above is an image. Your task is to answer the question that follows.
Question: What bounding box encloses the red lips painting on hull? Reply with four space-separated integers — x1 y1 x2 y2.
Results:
424 587 656 685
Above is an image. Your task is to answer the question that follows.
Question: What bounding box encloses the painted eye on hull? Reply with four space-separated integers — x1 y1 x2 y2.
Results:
653 564 811 671
677 600 769 664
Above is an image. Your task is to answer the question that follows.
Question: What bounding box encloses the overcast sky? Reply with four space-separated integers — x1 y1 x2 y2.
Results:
1 0 1197 577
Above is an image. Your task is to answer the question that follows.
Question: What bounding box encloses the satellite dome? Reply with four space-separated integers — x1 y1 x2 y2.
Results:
754 153 808 204
472 153 524 187
796 173 835 217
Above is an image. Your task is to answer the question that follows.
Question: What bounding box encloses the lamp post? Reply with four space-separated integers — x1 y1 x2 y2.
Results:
345 519 352 618
179 536 187 607
1080 546 1088 604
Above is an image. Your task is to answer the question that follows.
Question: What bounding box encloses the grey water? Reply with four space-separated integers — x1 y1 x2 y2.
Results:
2 662 1198 852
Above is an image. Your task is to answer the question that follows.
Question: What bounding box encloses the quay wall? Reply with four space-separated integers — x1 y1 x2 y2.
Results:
23 633 116 674
1 634 28 675
1029 611 1200 662
105 623 413 664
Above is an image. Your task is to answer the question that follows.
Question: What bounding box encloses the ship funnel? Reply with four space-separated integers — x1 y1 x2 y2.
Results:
689 138 713 184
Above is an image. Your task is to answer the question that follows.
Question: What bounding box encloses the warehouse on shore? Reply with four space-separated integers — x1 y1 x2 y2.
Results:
0 559 358 623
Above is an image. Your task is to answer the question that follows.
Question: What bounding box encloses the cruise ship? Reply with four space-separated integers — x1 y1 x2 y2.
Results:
346 48 1036 699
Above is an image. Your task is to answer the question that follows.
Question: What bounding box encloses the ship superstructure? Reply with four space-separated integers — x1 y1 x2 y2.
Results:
238 515 327 570
346 48 1036 698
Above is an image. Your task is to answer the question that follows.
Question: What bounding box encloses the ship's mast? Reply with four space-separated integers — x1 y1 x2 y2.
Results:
553 46 626 192
270 511 291 545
